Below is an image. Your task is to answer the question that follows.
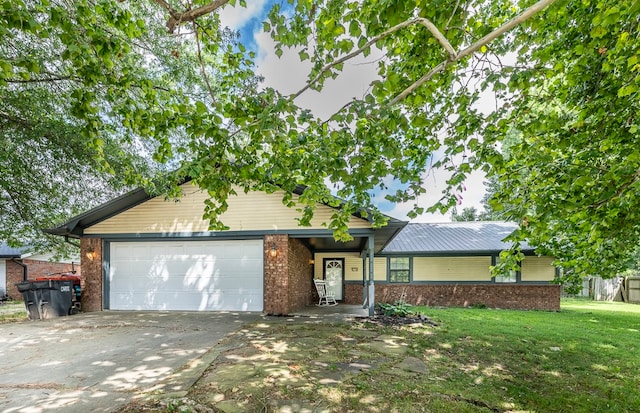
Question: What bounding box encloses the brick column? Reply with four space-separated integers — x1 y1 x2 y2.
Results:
80 238 103 312
263 234 289 315
287 238 313 312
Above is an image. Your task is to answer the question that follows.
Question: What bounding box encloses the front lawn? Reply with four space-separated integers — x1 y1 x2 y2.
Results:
124 299 640 412
404 299 640 412
0 302 27 323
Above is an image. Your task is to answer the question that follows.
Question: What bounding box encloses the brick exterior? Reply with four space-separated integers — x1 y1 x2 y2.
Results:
5 259 80 301
344 283 561 311
263 234 290 315
80 238 103 312
263 235 313 315
287 238 313 312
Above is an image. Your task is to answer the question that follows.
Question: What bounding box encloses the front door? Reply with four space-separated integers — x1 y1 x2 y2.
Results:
323 258 344 300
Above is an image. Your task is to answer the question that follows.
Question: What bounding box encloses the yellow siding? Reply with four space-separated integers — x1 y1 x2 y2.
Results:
85 184 372 235
364 257 388 282
521 256 556 281
313 252 364 281
413 257 492 281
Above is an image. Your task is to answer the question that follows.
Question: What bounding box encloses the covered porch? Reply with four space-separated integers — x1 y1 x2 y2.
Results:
264 220 404 317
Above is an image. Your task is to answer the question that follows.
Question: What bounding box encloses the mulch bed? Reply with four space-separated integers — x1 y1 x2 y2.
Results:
356 313 439 327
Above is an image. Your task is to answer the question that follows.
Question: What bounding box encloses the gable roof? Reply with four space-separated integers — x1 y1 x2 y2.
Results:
382 221 533 255
0 243 27 259
45 182 406 253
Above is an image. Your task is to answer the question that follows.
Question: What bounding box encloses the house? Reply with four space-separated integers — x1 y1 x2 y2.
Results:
0 243 80 300
375 222 559 310
45 182 560 314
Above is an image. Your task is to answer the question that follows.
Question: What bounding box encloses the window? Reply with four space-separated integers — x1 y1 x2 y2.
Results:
494 270 517 283
494 256 518 283
389 257 410 283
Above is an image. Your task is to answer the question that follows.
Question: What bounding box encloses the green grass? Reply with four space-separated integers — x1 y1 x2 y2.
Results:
401 299 640 412
0 302 27 323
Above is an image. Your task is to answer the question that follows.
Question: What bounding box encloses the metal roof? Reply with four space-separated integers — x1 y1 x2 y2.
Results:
0 243 27 258
382 221 533 254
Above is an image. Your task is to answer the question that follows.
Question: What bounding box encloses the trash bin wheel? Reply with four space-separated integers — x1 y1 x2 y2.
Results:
69 306 79 315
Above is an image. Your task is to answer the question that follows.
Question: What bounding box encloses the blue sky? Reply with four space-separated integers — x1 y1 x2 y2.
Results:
218 2 487 222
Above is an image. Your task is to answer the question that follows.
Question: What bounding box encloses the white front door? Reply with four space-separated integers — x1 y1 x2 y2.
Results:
324 259 344 300
108 240 264 311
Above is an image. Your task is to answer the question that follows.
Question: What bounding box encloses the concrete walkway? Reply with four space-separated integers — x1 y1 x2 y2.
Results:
0 311 259 413
290 304 368 320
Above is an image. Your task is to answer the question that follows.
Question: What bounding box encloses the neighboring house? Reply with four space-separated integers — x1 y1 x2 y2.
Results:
46 182 560 314
0 243 80 300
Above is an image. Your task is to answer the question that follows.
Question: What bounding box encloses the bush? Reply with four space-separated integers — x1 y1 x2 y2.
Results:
375 300 415 317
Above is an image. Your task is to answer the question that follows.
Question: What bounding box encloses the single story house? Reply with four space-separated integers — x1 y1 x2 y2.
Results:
0 243 80 300
46 182 560 314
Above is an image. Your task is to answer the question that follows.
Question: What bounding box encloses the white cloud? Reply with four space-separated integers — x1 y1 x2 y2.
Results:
218 0 270 29
254 31 382 120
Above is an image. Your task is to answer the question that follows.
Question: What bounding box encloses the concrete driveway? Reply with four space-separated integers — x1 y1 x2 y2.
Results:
0 311 259 413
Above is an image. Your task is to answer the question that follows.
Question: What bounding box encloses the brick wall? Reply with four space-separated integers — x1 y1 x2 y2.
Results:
6 261 25 300
263 235 313 315
287 238 313 312
80 238 103 312
344 283 561 311
263 234 289 315
5 259 80 300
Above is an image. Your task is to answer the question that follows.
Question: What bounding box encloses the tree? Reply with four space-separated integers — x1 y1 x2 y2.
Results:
451 206 480 222
3 0 639 284
0 0 254 250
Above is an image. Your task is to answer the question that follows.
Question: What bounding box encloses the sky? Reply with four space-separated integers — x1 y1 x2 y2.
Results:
218 2 488 223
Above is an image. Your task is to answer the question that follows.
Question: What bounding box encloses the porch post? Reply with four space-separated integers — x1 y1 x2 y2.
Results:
362 251 367 308
368 235 375 317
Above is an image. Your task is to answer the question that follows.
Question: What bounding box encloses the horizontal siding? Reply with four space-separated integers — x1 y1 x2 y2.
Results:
364 257 387 282
314 253 363 281
521 256 556 281
86 184 371 235
413 256 492 281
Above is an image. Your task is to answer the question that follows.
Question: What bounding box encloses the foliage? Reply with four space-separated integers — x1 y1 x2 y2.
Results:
484 1 640 279
0 0 249 249
375 300 415 317
450 206 480 221
3 0 640 280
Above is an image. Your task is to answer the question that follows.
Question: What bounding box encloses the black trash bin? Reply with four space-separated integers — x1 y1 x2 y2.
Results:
15 279 75 320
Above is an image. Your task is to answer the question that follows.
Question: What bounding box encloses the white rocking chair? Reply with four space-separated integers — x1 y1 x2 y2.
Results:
314 279 338 306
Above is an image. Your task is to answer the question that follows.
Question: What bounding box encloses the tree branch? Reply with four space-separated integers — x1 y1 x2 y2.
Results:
590 168 640 209
192 22 217 104
291 17 454 100
388 0 558 106
153 0 230 33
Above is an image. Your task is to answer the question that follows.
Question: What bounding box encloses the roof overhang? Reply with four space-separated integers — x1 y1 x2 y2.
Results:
45 181 407 251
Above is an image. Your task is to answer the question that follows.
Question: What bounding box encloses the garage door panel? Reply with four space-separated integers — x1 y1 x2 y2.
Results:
109 240 263 311
110 290 263 311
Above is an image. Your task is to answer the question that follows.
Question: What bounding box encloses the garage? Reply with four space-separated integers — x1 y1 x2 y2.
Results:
107 239 263 311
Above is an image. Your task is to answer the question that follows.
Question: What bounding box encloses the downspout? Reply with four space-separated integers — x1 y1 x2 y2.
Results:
64 235 80 248
63 236 81 274
11 258 28 281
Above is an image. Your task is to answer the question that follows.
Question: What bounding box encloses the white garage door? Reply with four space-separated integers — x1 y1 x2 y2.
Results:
108 240 263 311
